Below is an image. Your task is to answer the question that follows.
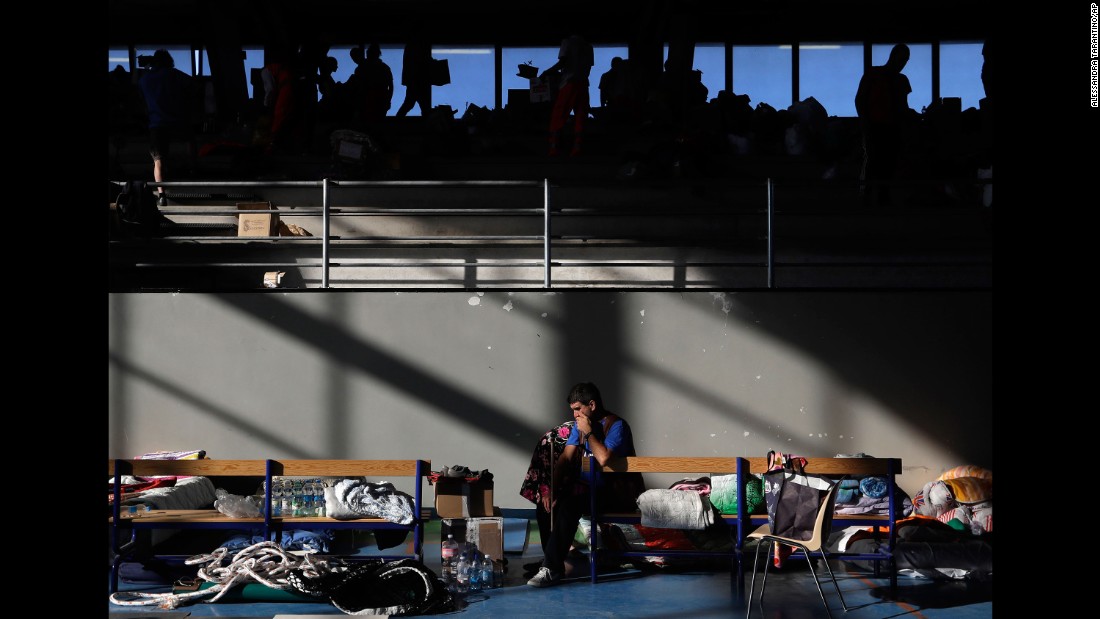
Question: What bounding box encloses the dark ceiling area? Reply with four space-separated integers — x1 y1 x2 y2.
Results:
107 0 992 48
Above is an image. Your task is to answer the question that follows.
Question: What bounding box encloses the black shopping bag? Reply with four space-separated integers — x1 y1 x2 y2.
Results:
430 58 451 86
761 453 836 542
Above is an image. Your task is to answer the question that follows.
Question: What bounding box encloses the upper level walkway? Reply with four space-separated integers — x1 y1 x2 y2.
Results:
108 112 992 292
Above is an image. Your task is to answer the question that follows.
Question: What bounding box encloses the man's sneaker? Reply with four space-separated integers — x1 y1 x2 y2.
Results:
158 194 168 207
526 566 561 587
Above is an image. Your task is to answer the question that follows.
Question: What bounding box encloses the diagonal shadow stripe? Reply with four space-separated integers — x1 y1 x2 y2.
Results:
108 350 313 458
216 294 547 450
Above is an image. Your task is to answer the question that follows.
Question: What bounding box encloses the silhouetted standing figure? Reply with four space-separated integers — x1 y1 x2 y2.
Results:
261 44 298 155
541 34 594 156
598 56 639 126
395 37 432 117
138 49 195 206
855 43 912 207
350 43 394 126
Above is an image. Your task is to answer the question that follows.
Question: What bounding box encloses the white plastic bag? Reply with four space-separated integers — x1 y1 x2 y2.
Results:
214 488 262 518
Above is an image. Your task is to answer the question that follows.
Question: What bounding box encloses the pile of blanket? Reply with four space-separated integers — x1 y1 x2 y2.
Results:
912 465 992 535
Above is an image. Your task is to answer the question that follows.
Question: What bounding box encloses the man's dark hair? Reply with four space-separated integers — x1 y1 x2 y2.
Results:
567 382 604 410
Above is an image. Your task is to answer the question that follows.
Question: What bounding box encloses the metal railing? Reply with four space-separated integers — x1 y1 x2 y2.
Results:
110 176 992 290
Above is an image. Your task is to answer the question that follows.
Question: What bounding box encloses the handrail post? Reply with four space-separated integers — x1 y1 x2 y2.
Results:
322 178 330 288
543 179 551 289
766 178 775 289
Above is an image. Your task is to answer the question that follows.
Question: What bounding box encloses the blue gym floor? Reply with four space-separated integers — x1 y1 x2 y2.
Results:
107 519 992 618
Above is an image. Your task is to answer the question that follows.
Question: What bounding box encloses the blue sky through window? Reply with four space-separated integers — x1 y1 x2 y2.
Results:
111 41 986 118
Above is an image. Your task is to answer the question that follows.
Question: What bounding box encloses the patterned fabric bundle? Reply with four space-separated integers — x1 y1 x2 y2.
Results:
709 474 764 515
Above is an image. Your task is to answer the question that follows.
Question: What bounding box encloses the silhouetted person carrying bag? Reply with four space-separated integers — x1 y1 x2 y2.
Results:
396 36 433 117
541 34 594 156
855 44 913 207
138 50 195 206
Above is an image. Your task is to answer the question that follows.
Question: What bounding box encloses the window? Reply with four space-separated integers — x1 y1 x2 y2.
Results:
108 47 130 73
939 42 985 110
195 49 211 77
428 45 495 115
693 44 725 100
732 45 792 110
242 47 265 101
798 43 862 117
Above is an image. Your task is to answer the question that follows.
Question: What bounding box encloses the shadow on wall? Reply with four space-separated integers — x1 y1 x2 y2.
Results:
734 291 992 469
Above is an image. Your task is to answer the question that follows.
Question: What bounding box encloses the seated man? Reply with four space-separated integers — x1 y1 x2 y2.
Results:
527 381 642 587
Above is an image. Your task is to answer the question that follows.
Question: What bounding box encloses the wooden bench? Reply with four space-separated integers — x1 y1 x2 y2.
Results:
582 455 903 597
109 458 431 593
581 456 743 585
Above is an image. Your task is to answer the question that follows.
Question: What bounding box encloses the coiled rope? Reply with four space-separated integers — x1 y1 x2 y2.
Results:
108 540 336 610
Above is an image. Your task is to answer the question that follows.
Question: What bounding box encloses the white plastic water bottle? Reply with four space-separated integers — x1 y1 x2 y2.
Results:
280 479 293 517
492 554 504 588
455 551 470 595
301 480 315 516
291 479 304 516
270 479 283 517
441 534 459 590
481 554 495 589
469 551 483 592
313 479 326 516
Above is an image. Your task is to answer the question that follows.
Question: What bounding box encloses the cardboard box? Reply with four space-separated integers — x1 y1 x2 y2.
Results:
263 271 285 288
441 511 504 562
237 202 278 237
435 477 494 518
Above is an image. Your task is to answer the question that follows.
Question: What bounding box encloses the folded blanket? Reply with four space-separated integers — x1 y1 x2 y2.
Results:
709 474 765 515
223 529 334 553
637 489 713 530
327 479 416 525
834 494 891 515
709 474 737 513
120 476 217 510
859 476 889 499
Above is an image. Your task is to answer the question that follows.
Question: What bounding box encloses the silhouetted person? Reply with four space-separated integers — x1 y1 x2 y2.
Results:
261 44 298 154
395 36 432 117
318 56 338 102
855 43 913 207
138 49 195 206
599 56 625 108
291 42 329 154
598 56 638 126
110 65 144 135
349 43 394 126
317 55 351 124
541 33 594 156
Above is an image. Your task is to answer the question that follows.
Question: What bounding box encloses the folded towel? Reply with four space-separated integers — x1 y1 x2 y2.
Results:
637 489 713 530
836 488 857 505
859 476 889 499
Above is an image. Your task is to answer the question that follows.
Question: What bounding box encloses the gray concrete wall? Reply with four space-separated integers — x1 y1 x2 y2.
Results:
108 290 991 504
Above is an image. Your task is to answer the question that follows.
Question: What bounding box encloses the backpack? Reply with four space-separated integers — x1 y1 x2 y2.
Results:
325 558 455 616
114 180 162 235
